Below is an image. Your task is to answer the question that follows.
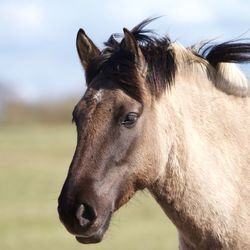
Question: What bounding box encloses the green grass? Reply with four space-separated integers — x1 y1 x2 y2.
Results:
0 124 177 250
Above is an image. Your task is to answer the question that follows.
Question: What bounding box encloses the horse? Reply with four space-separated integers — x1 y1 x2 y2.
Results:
57 18 250 249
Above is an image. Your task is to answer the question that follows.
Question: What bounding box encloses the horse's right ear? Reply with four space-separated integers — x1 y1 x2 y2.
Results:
76 29 100 70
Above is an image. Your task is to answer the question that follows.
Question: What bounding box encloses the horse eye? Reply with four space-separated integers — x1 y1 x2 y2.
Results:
121 112 139 128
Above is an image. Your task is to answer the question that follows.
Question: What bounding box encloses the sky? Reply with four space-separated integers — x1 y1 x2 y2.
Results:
0 0 250 103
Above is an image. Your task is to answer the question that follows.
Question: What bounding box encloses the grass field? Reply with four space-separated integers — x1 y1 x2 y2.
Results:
0 123 177 250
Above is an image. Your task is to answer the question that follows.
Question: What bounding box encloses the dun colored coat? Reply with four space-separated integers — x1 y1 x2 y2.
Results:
58 18 250 249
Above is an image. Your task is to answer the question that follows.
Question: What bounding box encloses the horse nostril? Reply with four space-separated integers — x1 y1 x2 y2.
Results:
76 203 97 227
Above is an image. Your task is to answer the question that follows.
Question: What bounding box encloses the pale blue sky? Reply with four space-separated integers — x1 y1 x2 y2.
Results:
0 0 249 102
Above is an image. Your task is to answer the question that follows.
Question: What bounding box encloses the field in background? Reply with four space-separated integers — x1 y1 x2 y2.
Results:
0 123 177 250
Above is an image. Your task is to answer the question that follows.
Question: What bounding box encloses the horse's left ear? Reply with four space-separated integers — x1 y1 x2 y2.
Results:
122 28 147 78
76 29 100 71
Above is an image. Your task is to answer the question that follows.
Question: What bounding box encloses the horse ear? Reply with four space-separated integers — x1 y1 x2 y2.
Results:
76 29 100 70
122 28 147 77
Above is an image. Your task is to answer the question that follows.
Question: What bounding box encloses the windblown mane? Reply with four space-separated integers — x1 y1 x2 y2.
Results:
86 18 250 98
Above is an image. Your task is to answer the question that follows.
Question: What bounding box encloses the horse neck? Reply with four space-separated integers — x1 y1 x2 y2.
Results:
148 70 250 248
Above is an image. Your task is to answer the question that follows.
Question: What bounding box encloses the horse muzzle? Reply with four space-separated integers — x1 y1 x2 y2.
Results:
57 195 113 244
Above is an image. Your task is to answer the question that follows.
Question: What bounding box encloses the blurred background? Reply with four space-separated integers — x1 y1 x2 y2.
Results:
0 1 249 249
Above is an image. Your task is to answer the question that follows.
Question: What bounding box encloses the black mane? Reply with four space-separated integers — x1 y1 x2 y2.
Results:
86 18 250 99
200 39 250 66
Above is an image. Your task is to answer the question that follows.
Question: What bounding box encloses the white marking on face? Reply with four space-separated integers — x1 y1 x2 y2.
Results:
92 89 103 104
